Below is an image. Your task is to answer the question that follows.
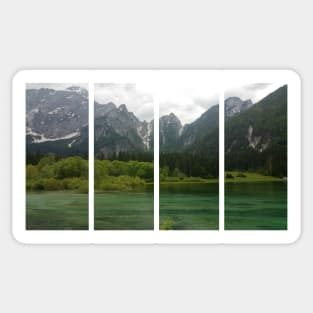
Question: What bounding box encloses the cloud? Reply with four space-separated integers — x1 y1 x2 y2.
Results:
95 83 154 121
158 88 219 125
26 83 88 91
225 83 284 103
95 83 219 124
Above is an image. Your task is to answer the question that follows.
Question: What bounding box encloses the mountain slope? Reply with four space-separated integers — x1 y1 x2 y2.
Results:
159 97 253 152
159 86 287 177
224 85 287 176
94 102 153 158
159 113 182 152
26 86 88 142
180 104 219 150
26 86 89 157
26 86 153 159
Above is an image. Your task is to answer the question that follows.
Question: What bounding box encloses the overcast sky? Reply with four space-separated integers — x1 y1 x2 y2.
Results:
157 86 219 124
26 83 88 90
95 83 154 122
225 83 285 103
95 83 219 124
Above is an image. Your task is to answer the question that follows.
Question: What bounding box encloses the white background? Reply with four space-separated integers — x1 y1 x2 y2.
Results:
0 0 311 312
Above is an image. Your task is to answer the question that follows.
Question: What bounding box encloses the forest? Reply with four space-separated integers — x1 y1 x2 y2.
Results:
160 152 218 181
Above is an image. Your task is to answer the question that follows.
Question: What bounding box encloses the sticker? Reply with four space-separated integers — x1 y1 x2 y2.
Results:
12 70 301 243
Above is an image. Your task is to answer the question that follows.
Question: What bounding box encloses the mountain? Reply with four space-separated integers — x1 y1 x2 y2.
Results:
159 113 182 151
159 97 253 152
159 105 218 152
94 102 153 158
26 86 88 143
26 87 89 157
225 97 253 118
224 85 287 176
159 86 287 177
26 86 153 159
179 104 219 150
27 84 287 176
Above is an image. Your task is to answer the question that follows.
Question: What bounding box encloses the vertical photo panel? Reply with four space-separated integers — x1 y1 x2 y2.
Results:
26 84 89 230
159 86 219 230
94 83 154 230
224 84 287 230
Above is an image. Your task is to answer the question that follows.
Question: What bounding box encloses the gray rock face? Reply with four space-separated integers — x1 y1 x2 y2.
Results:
26 86 154 157
26 87 88 143
26 87 254 157
95 101 116 117
159 104 219 152
94 102 153 157
159 113 182 151
225 97 253 118
159 97 254 152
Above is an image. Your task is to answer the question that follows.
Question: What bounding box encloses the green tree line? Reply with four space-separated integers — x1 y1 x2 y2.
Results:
27 155 89 193
160 152 218 181
27 155 154 192
94 159 153 191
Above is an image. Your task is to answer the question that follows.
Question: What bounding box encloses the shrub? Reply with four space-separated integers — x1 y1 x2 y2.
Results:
32 180 45 191
42 178 62 190
78 180 88 193
37 155 56 171
97 175 145 191
26 165 39 180
55 156 88 179
62 177 83 190
225 173 234 179
236 172 246 178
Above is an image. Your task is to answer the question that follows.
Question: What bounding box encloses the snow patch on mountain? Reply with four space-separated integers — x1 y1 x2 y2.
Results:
27 128 80 143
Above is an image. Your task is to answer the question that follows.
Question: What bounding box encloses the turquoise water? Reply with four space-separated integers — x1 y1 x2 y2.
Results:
26 182 287 231
160 183 219 230
26 191 88 230
94 186 154 230
225 182 287 230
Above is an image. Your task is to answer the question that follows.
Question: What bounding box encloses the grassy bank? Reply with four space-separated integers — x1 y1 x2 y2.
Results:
225 172 285 183
160 177 218 184
160 172 285 185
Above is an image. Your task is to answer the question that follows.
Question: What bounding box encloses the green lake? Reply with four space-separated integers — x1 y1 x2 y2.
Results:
26 182 287 231
26 191 88 230
225 182 287 230
94 185 154 230
160 183 219 230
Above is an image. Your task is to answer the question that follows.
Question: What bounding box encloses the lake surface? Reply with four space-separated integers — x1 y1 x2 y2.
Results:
26 191 88 230
26 182 286 231
159 183 219 230
225 182 287 230
94 185 154 230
